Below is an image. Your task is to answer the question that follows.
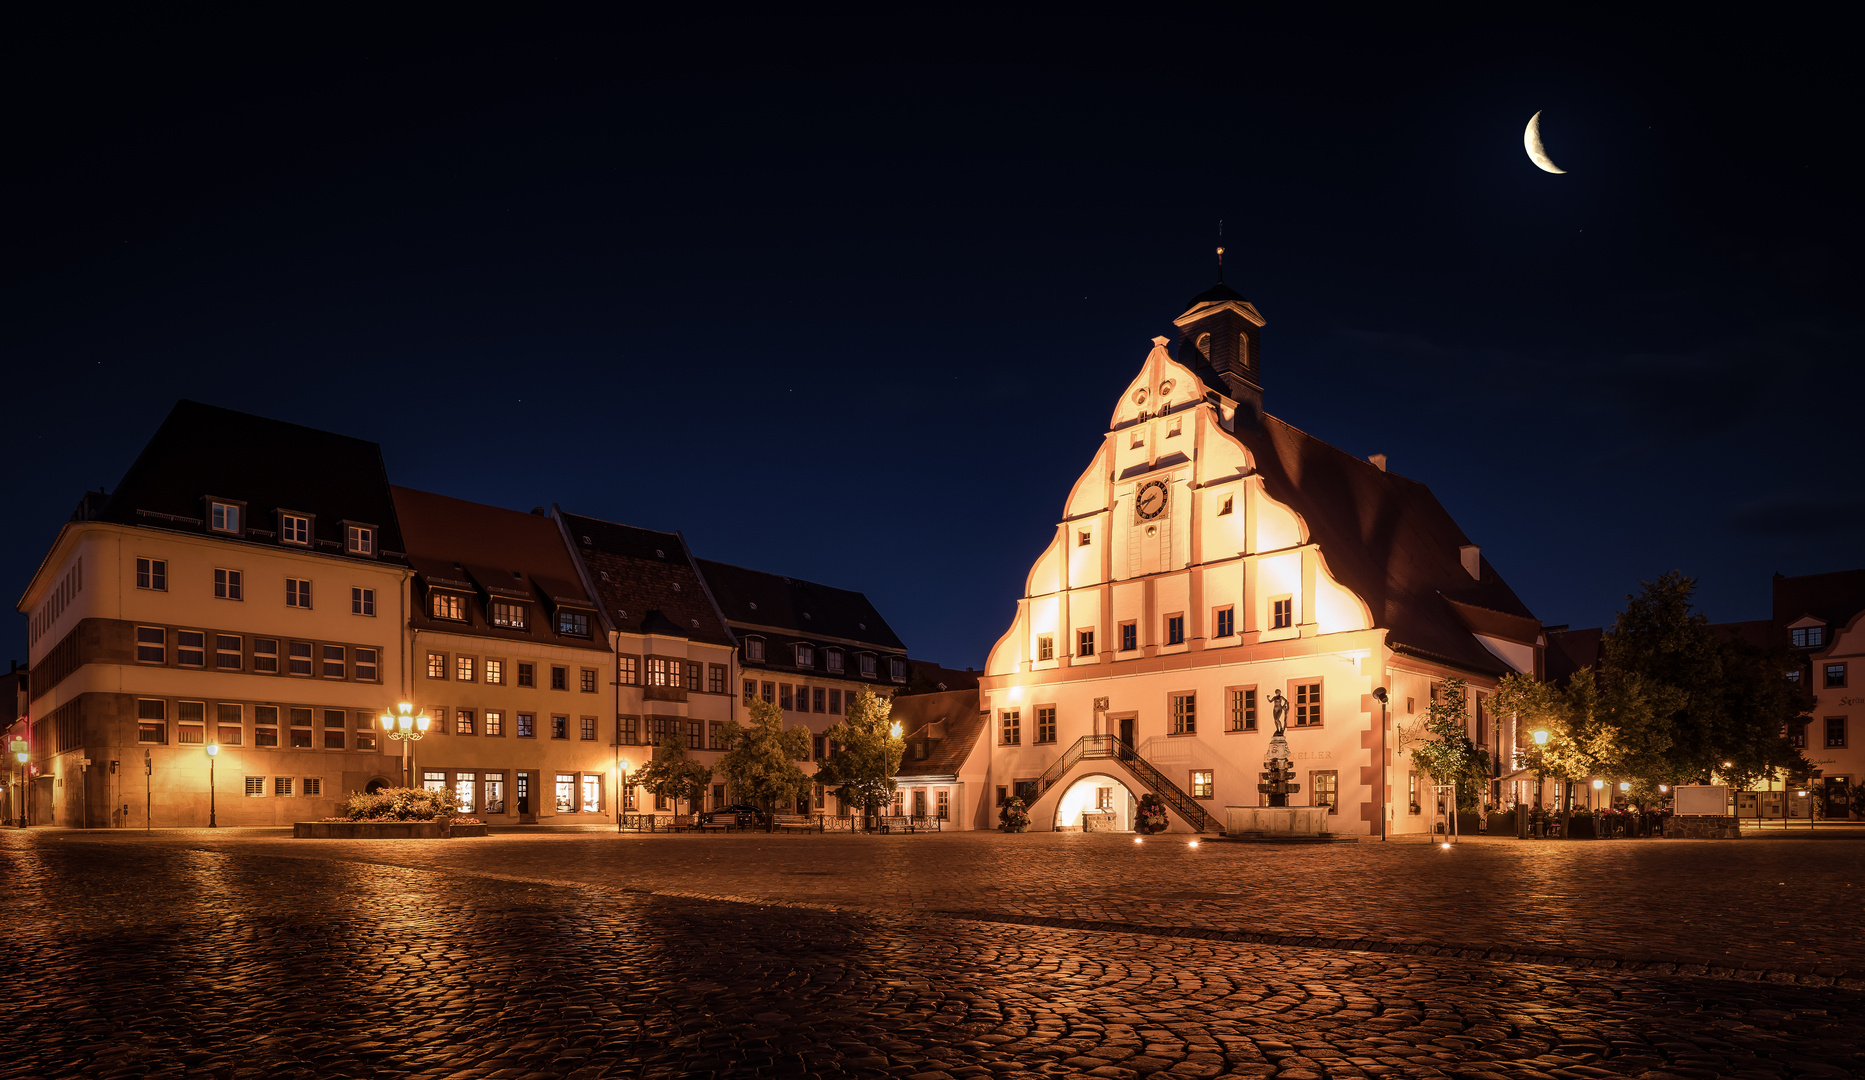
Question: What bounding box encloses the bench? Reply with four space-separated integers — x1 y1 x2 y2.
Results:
876 816 916 834
770 813 820 833
666 814 702 833
694 815 733 833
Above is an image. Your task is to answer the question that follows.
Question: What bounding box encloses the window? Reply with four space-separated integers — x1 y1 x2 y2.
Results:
491 601 526 629
1826 663 1848 689
1037 635 1054 661
281 514 310 545
709 664 726 694
288 641 313 676
825 650 844 674
937 790 950 820
1311 770 1338 814
346 525 374 555
761 681 775 704
289 708 313 747
812 687 825 713
685 720 702 750
484 774 505 813
581 775 601 814
136 558 168 591
1079 529 1092 546
1828 718 1848 749
177 631 205 667
558 610 590 637
254 638 278 674
486 658 504 685
613 657 637 686
581 668 597 693
432 593 465 621
1191 770 1214 799
1078 629 1095 657
427 653 447 679
518 663 535 687
1218 495 1233 516
617 716 638 744
177 701 205 745
1272 597 1293 629
746 638 765 663
556 774 576 813
485 710 504 736
551 715 568 739
581 717 597 741
796 644 815 668
356 721 376 752
137 699 167 743
516 713 536 738
860 654 877 679
1166 615 1185 646
1408 771 1420 814
1786 670 1802 686
551 666 567 691
1001 709 1021 745
217 703 242 745
355 648 378 682
420 771 446 795
709 722 725 749
303 778 323 797
683 662 702 692
323 645 346 679
890 658 907 682
1036 706 1057 744
352 588 375 616
1171 692 1196 734
136 626 165 664
1230 687 1257 731
1214 607 1235 637
275 777 294 797
1119 622 1137 651
287 578 312 609
456 655 475 682
829 689 842 714
210 501 240 534
1293 681 1322 726
780 684 794 711
214 568 243 601
244 776 266 797
325 710 346 749
216 635 241 670
452 775 475 814
743 679 756 704
254 706 279 747
456 709 476 736
1793 625 1825 648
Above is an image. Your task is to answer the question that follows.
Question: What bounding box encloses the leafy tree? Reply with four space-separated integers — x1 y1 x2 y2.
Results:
813 690 904 825
633 733 712 814
714 698 812 819
1402 678 1489 811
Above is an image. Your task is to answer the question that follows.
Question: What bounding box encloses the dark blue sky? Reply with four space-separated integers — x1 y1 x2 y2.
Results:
5 10 1859 668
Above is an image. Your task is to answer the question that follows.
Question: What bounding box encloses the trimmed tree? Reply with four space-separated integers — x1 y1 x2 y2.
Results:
633 732 712 816
813 689 905 828
714 698 812 824
1402 677 1490 815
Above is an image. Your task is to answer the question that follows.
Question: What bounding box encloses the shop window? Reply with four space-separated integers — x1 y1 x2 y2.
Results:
1191 770 1214 799
556 774 577 813
1311 770 1338 814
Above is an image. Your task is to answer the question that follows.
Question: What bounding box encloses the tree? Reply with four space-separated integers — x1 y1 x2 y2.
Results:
1402 678 1489 812
714 698 812 819
813 690 904 825
632 733 712 814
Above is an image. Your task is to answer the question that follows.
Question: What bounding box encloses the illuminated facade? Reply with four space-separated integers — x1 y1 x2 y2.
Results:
978 281 1543 834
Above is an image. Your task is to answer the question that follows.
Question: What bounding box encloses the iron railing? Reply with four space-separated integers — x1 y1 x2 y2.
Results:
1033 734 1216 832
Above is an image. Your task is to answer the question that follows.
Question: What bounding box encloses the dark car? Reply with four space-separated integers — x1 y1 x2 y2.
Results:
704 803 765 828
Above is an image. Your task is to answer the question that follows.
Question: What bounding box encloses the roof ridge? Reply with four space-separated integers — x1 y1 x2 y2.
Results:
695 556 871 598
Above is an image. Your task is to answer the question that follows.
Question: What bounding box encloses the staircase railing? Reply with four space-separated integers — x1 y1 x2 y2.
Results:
1032 734 1215 832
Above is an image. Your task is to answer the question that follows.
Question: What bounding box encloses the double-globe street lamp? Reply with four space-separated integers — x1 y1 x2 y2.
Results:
378 703 431 788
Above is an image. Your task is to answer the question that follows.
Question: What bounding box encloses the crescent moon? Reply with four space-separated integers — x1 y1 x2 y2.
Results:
1524 110 1566 174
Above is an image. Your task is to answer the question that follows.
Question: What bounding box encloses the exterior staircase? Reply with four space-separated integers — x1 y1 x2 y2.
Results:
1033 734 1217 833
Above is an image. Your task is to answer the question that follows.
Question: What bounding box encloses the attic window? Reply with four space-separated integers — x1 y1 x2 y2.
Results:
1078 530 1091 546
690 619 700 629
600 571 610 581
655 549 665 558
746 638 765 662
1792 625 1825 648
1218 496 1233 516
672 582 682 592
581 535 592 545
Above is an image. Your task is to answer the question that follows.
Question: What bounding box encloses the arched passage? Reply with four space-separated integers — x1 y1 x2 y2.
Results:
1053 772 1137 832
364 777 393 793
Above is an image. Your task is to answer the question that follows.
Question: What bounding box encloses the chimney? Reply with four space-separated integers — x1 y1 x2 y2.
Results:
1459 544 1482 580
1368 453 1387 472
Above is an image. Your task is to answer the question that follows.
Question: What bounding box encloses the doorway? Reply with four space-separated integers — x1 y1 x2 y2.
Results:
1117 716 1134 757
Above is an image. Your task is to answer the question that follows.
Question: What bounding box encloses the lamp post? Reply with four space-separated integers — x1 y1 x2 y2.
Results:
377 703 431 788
616 758 630 834
10 739 27 829
1530 728 1549 838
206 743 219 828
1373 687 1389 841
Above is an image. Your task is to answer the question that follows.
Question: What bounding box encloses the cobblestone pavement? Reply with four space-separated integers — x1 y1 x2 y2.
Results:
72 828 1865 979
5 830 1865 1078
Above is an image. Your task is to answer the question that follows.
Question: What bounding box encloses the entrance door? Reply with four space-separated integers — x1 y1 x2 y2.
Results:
1117 716 1134 757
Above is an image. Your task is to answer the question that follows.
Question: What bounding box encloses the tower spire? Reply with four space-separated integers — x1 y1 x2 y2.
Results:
1216 219 1225 282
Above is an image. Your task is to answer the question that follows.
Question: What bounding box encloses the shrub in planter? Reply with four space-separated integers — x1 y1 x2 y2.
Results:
999 796 1031 832
1135 794 1169 834
341 787 459 824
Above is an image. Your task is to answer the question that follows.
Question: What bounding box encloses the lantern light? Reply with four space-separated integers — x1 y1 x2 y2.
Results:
1592 779 1604 789
1531 729 1549 746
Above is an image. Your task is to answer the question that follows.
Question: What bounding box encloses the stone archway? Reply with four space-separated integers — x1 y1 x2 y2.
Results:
1053 772 1137 832
364 777 393 794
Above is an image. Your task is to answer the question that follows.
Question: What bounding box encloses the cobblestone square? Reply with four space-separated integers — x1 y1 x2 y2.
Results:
4 828 1863 1078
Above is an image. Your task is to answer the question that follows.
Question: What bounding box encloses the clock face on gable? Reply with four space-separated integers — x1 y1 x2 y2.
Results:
1136 479 1168 520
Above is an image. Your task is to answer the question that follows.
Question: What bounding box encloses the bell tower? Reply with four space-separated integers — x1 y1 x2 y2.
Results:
1173 246 1266 428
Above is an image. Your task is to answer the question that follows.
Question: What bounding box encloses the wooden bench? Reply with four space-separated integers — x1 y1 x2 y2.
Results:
694 815 733 833
770 813 819 833
876 816 916 834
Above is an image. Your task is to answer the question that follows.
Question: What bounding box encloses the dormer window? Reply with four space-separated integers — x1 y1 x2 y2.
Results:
557 610 590 637
346 525 375 556
432 594 466 621
796 644 815 668
281 514 310 545
746 638 765 663
890 657 907 683
1792 625 1825 649
825 649 844 674
490 601 527 629
209 501 241 535
860 654 877 679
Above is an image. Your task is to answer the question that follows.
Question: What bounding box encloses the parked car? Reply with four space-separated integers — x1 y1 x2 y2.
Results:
704 803 765 828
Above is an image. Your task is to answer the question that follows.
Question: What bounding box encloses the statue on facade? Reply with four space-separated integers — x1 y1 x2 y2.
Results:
1258 689 1299 808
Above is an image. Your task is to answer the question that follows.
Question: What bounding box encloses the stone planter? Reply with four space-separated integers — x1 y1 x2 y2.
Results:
294 821 482 839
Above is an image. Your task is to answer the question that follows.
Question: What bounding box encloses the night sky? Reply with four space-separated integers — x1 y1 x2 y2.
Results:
5 10 1859 669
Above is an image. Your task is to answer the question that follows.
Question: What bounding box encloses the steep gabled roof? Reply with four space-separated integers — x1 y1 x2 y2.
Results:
559 512 734 647
1772 569 1865 638
1247 413 1537 677
1544 627 1603 687
97 399 404 558
696 558 906 652
890 689 985 779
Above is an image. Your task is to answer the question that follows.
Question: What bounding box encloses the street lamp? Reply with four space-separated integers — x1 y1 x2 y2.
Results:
616 758 631 834
1373 687 1389 841
206 743 219 828
378 703 431 788
10 739 27 829
1528 728 1549 836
